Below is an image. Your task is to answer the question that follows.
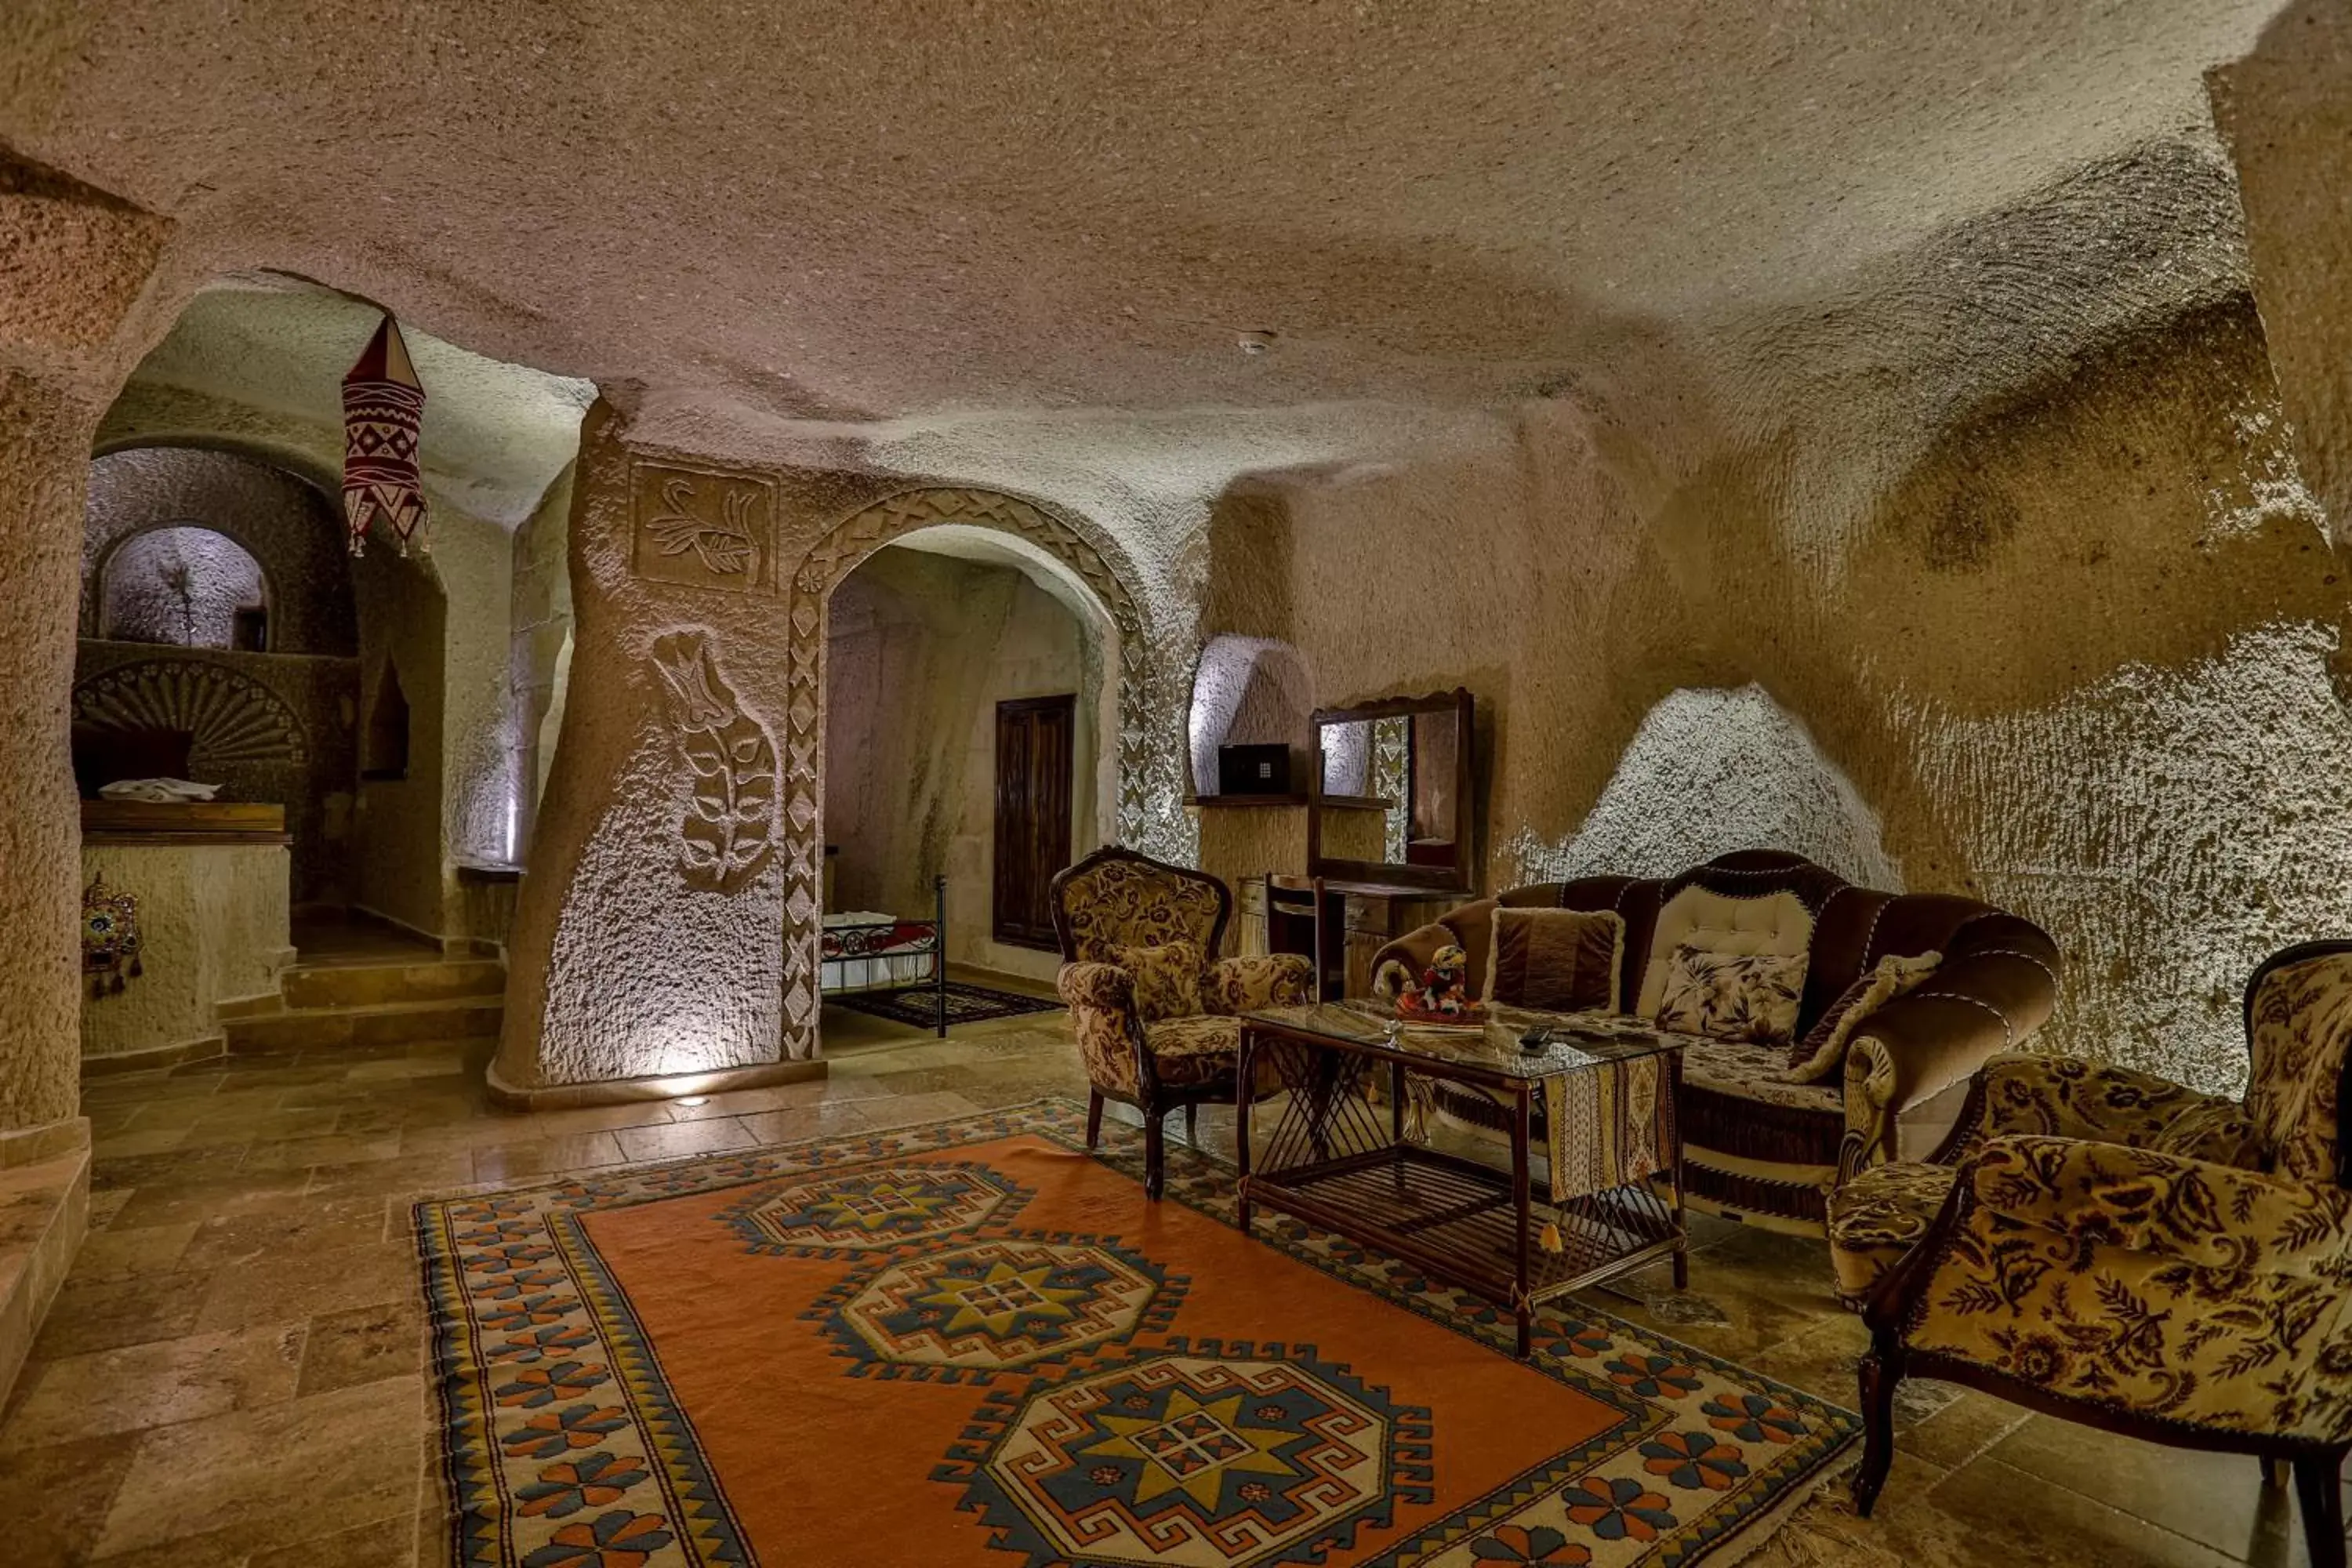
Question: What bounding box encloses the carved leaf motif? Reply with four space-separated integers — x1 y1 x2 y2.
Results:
656 632 777 892
646 478 756 577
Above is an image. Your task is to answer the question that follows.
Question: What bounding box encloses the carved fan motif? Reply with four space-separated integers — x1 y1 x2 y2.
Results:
73 660 308 768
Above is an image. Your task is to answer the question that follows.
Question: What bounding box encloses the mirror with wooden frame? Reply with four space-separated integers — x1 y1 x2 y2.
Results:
1307 688 1474 891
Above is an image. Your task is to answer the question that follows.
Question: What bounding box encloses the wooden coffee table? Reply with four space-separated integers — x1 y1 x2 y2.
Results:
1236 1000 1690 1357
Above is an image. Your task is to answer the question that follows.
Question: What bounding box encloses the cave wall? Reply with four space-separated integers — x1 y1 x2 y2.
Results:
1203 293 2339 1095
511 462 575 858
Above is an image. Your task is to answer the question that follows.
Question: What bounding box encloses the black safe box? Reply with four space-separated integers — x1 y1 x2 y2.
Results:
1217 743 1292 797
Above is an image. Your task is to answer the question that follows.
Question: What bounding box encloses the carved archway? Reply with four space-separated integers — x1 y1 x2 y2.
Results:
778 486 1181 1053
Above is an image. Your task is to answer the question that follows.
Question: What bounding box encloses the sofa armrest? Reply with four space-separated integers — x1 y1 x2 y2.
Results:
1057 961 1143 1098
1058 960 1135 1014
1367 920 1455 1000
1204 953 1312 1014
1838 945 2056 1178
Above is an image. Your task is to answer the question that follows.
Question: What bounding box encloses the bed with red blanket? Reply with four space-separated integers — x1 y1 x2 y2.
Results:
818 874 948 1036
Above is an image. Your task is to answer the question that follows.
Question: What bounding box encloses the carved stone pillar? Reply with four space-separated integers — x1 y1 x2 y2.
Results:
0 154 170 1134
0 151 170 1398
492 401 815 1106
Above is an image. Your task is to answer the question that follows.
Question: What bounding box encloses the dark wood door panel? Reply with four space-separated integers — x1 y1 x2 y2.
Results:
994 694 1076 949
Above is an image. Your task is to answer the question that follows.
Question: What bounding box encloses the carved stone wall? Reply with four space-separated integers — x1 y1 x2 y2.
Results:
501 426 1184 1092
779 486 1170 1058
97 525 267 648
82 446 357 656
71 642 360 904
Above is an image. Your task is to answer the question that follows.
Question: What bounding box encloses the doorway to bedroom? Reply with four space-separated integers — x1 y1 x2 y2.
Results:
818 532 1113 1046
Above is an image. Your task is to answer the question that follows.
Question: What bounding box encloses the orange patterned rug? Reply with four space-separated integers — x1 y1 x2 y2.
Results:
416 1100 1856 1566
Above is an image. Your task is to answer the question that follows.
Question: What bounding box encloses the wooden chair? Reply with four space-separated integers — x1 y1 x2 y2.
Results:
1050 846 1310 1196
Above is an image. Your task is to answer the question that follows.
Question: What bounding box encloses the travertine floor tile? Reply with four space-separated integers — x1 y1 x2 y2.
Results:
247 1514 418 1568
297 1300 426 1396
9 1003 2325 1566
92 1375 427 1559
2 1323 303 1449
467 1131 630 1181
612 1116 760 1162
54 1221 197 1283
31 1269 213 1359
190 1239 416 1334
0 1431 143 1565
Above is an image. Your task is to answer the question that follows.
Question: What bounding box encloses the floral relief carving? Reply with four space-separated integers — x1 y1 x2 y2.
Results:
652 630 778 892
630 463 775 593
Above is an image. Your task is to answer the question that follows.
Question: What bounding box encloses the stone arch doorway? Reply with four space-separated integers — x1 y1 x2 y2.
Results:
778 485 1175 1055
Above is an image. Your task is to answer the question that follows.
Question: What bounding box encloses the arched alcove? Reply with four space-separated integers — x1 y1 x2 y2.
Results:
97 524 271 650
824 532 1112 987
1187 634 1313 797
82 446 356 656
364 661 412 781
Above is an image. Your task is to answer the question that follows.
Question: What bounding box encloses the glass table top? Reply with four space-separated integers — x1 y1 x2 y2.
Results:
1240 998 1697 1080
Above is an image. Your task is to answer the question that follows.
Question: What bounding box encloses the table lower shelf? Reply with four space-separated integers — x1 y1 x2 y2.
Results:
1243 1142 1682 1307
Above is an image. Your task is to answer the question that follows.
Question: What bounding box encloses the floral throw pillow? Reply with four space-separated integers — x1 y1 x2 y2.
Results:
1655 944 1809 1047
1784 950 1940 1082
1112 940 1206 1023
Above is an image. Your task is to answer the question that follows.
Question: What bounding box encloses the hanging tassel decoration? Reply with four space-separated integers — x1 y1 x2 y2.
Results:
1540 1221 1564 1255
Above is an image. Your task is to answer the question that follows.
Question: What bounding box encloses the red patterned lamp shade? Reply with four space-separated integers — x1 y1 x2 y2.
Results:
342 314 427 555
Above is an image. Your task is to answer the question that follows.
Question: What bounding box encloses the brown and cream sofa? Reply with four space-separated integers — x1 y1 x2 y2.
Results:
1370 849 2061 1232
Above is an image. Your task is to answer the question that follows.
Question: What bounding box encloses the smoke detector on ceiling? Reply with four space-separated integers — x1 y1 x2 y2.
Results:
1236 330 1276 357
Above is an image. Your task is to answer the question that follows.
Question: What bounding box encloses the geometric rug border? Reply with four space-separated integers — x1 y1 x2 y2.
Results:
413 1095 1861 1568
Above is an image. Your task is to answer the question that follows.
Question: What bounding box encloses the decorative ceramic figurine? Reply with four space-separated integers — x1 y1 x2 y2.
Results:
1398 942 1482 1023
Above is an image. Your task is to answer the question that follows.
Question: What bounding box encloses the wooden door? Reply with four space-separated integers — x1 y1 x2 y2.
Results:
993 694 1076 949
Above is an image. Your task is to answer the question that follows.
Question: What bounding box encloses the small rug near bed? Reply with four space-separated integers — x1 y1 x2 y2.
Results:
416 1101 1855 1567
829 979 1065 1029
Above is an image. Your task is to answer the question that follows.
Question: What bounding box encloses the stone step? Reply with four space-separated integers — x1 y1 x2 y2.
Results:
223 995 504 1054
279 958 506 1011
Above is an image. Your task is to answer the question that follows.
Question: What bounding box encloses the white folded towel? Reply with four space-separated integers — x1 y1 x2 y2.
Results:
99 778 222 804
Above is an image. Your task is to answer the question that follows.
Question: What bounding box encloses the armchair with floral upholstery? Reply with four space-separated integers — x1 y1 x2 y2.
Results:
1829 940 2352 1568
1050 845 1312 1197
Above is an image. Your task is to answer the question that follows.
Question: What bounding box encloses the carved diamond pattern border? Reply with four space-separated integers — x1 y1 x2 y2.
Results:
779 488 1185 1058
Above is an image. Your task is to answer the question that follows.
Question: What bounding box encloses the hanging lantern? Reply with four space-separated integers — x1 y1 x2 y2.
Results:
341 314 428 556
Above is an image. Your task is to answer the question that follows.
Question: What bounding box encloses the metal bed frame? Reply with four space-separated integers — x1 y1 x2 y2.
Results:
818 873 949 1037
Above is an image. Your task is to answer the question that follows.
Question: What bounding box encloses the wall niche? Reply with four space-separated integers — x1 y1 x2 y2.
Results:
364 662 412 782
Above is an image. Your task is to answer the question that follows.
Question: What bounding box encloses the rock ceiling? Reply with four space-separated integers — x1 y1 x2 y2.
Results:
2 0 2299 521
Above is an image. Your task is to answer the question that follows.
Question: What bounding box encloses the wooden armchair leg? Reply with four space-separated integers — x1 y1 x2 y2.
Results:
2292 1449 2347 1568
1184 1102 1198 1147
1143 1112 1167 1200
1852 1331 1904 1518
1086 1091 1105 1150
